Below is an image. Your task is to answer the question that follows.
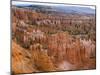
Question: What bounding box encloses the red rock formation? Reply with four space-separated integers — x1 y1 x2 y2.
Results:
12 6 96 74
12 40 56 74
12 41 36 74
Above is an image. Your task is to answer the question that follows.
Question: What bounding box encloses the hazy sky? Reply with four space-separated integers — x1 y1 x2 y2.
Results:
12 1 95 9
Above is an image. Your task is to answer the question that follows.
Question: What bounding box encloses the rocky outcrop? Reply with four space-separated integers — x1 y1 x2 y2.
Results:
12 41 36 74
12 41 56 74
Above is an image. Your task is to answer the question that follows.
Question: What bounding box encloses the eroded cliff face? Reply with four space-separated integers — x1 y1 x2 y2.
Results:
12 41 36 73
12 40 56 74
12 7 96 74
46 32 96 70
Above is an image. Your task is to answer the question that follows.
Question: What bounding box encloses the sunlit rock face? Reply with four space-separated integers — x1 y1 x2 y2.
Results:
12 41 56 74
12 41 36 74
